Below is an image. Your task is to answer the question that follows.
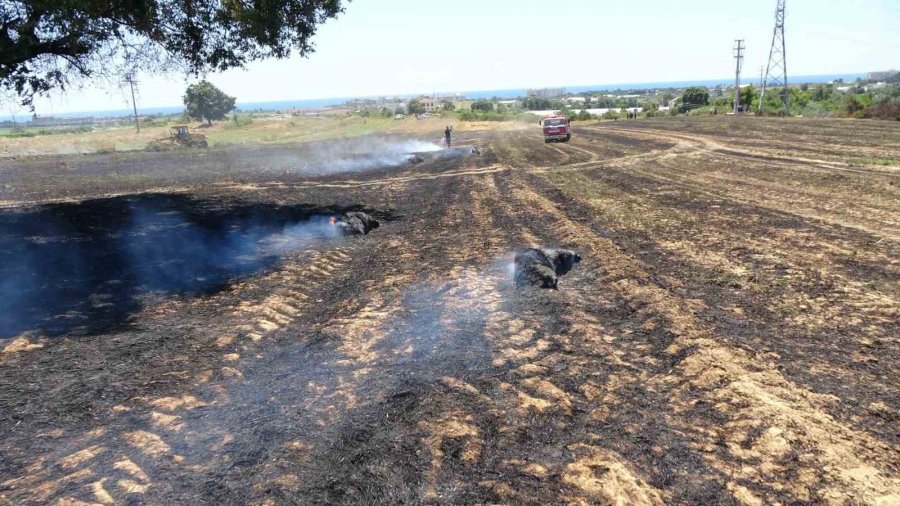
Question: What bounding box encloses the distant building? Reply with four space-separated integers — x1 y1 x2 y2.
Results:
411 96 441 113
564 97 587 103
865 70 898 81
498 99 520 108
573 107 643 116
436 93 466 103
527 87 566 98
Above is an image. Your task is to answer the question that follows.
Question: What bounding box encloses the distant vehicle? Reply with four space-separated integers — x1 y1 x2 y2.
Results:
393 114 406 120
146 125 208 151
541 116 571 143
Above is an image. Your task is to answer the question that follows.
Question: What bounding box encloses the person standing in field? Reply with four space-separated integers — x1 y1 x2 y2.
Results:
444 126 452 147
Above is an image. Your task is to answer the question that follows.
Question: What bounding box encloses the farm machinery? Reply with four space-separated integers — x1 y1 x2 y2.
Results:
146 125 208 151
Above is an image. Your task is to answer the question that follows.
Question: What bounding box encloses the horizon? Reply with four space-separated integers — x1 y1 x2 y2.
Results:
4 0 898 117
8 72 868 120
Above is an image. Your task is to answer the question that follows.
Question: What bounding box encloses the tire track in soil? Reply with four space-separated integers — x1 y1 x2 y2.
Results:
547 168 899 446
285 169 664 505
634 153 900 236
0 242 362 505
477 171 673 504
534 166 899 447
168 172 495 502
488 172 726 503
3 125 898 504
255 172 510 503
168 153 522 502
613 149 900 241
597 124 900 176
502 170 900 504
646 153 900 215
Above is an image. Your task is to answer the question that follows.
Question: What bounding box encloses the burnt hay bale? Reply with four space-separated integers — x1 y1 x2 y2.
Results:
514 248 581 289
336 211 380 236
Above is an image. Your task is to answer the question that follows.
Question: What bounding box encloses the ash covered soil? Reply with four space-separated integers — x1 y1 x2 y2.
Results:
1 117 899 505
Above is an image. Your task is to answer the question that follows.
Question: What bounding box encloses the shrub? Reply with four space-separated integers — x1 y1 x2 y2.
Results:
457 109 539 123
472 100 494 112
843 96 866 118
863 100 900 120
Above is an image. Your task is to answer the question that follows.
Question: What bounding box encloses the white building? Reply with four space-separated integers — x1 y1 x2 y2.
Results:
865 70 898 81
572 107 643 116
527 87 566 98
413 96 441 113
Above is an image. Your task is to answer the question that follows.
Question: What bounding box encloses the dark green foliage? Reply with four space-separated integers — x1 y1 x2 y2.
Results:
184 81 236 125
739 85 758 109
0 125 92 137
758 88 790 116
457 109 538 122
1 0 345 107
407 100 425 115
844 96 866 118
472 100 494 112
523 97 552 110
681 87 709 111
811 84 833 101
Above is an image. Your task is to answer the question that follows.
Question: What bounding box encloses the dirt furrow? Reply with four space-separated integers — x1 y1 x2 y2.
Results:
500 171 900 504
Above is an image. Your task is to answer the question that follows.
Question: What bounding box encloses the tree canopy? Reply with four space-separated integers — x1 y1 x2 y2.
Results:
682 87 709 108
472 100 494 112
407 99 425 115
1 0 345 107
523 97 551 110
184 81 236 125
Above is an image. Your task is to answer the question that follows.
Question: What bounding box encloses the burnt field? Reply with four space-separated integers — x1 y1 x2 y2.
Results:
1 117 899 505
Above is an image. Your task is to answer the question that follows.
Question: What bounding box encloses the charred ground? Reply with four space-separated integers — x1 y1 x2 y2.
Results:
1 117 898 505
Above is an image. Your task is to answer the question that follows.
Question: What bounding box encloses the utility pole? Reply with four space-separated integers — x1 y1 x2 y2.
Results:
760 0 789 114
733 39 745 113
759 65 764 89
124 73 140 132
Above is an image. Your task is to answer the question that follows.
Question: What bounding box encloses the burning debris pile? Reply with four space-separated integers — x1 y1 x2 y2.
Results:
514 248 581 289
330 211 380 236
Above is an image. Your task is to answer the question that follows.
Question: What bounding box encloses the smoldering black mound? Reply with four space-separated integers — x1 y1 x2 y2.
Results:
335 211 380 236
514 248 582 289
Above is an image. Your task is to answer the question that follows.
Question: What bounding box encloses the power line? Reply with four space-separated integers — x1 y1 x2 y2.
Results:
123 73 140 132
759 0 789 114
733 39 745 114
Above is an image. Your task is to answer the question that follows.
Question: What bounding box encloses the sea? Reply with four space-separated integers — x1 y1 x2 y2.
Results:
45 73 863 119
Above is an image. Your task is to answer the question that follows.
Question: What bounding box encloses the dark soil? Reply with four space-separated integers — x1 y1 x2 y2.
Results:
1 119 898 505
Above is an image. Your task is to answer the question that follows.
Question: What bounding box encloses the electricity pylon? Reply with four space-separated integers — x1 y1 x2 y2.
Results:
759 0 789 114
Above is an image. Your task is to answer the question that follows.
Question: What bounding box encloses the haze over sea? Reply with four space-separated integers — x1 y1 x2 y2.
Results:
44 73 862 119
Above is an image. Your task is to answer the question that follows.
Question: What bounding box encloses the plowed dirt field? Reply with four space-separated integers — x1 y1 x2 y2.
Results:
1 117 898 505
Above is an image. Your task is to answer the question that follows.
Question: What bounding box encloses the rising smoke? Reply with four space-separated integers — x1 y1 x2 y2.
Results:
0 195 362 338
221 135 458 175
305 137 444 173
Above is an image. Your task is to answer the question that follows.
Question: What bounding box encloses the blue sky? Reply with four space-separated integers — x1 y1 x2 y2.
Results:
11 0 900 115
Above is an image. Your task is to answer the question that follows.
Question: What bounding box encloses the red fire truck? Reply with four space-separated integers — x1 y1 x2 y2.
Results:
541 116 571 143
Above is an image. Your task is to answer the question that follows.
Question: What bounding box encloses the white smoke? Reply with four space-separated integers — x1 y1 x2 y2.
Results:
256 216 342 255
310 138 444 173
